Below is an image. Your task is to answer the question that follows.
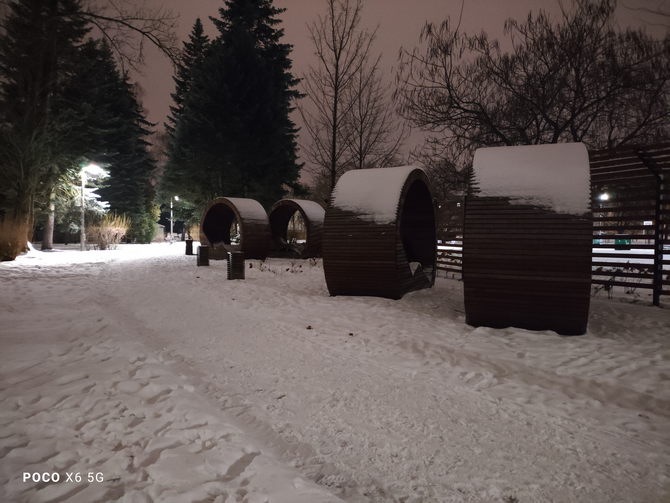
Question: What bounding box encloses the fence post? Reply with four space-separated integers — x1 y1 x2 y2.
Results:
635 149 664 307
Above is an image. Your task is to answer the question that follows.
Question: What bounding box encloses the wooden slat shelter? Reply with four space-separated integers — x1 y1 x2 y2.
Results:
268 199 325 258
323 167 437 299
199 197 271 260
436 143 669 308
590 143 670 305
463 143 592 335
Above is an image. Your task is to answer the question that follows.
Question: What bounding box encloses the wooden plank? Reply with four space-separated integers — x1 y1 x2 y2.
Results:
592 252 657 260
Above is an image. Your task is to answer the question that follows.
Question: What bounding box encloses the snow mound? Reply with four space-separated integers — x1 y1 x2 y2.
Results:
473 143 590 215
331 166 420 224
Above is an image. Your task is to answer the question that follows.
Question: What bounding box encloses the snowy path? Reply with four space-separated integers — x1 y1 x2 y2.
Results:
1 243 669 502
0 248 342 503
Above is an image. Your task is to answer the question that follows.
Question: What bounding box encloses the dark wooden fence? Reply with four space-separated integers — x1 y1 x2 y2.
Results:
590 143 669 305
435 143 669 305
436 197 464 277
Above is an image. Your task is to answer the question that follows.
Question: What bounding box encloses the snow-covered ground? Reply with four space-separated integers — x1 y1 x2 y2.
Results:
1 243 669 503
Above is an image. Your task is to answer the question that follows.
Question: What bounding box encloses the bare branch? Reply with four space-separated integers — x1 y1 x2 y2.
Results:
82 0 180 72
298 0 375 193
396 0 670 158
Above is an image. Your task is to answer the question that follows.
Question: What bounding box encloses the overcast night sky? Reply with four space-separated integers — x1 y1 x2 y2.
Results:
134 0 667 153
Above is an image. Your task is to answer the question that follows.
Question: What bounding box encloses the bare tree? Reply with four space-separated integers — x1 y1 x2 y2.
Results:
396 0 670 151
0 0 180 70
395 0 670 201
409 139 474 200
298 0 374 194
622 0 670 29
81 0 180 71
343 54 408 170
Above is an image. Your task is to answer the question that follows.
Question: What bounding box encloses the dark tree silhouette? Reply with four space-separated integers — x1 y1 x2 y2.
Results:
0 0 178 248
163 0 303 214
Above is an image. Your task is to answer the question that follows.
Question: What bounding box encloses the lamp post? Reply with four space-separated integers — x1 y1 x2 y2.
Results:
80 163 106 251
80 171 86 251
170 195 179 238
597 193 609 245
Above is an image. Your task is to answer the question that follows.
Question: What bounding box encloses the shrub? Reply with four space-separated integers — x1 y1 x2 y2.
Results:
87 213 131 250
133 213 157 244
152 222 165 243
126 205 160 244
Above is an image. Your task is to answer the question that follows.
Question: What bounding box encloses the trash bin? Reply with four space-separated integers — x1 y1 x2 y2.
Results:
197 245 209 266
185 239 193 255
227 251 245 280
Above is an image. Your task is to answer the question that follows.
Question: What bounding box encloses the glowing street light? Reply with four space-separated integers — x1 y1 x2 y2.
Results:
599 193 609 201
80 163 107 251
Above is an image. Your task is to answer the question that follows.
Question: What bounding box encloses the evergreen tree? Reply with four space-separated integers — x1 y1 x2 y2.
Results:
83 45 156 242
41 37 156 243
0 0 159 245
163 0 304 213
0 0 90 226
165 18 210 137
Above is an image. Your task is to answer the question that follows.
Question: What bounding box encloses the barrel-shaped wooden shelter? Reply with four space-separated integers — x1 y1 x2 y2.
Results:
268 199 325 258
199 197 271 260
463 143 592 336
323 166 436 299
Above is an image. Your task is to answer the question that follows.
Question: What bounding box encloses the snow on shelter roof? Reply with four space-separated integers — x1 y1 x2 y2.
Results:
331 166 420 224
473 143 590 216
286 199 325 225
224 197 269 223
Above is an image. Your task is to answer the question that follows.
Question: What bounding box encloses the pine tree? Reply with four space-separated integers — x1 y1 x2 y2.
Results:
0 0 159 246
53 39 157 242
165 18 210 137
163 0 304 213
90 52 156 242
0 0 90 226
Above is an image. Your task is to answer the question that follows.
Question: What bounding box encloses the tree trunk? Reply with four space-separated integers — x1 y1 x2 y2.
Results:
41 188 56 250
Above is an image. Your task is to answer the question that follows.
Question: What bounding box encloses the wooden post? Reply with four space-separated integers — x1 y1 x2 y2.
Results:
635 149 664 307
227 251 245 279
652 177 664 307
197 245 209 266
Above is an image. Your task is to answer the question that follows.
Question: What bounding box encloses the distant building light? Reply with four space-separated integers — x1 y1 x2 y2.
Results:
599 193 609 201
644 221 653 226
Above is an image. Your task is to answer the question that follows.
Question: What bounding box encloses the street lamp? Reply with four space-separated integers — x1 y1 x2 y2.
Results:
597 193 609 244
170 195 179 239
80 163 107 251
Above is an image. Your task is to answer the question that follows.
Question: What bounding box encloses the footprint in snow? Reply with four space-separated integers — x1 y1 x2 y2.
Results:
54 372 88 385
